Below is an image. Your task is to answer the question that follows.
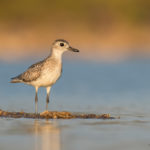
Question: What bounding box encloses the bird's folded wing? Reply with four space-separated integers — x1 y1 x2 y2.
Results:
19 61 44 82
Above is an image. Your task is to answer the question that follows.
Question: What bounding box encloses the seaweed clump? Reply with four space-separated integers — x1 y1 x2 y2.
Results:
0 109 114 119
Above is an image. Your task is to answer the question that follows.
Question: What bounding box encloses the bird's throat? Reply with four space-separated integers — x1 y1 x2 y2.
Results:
51 49 63 61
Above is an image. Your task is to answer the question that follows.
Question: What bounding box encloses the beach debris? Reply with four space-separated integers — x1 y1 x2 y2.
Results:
0 109 114 119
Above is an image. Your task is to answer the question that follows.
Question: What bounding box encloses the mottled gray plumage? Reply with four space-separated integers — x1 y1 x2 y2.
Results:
12 60 44 83
11 39 79 113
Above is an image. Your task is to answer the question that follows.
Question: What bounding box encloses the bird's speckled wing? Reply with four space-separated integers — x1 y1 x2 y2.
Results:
18 60 44 82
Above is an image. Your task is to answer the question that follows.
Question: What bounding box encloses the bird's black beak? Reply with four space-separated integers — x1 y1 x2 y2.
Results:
68 46 79 52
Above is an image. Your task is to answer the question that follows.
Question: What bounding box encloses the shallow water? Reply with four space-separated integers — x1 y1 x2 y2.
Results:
0 117 150 150
0 59 150 149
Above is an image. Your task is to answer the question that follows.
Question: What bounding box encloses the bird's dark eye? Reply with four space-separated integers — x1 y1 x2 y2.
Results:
60 43 64 47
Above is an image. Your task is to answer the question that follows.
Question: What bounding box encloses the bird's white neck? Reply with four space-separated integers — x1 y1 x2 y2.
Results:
50 48 64 61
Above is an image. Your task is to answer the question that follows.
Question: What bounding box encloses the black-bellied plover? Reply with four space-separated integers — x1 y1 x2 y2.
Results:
11 39 79 113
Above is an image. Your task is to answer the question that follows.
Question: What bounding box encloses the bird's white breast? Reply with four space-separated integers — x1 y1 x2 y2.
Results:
31 60 62 87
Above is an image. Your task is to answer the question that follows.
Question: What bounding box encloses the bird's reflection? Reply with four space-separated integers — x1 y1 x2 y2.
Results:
34 120 61 150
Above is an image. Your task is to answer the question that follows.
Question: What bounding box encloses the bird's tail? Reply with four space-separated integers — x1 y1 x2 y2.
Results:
10 77 22 83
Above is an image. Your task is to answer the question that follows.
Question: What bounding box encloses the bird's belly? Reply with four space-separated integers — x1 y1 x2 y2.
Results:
31 68 61 87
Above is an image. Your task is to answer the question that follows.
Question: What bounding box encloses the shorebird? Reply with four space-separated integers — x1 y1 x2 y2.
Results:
11 39 79 113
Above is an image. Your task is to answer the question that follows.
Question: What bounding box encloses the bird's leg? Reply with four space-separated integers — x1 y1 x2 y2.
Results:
35 87 39 114
46 86 51 111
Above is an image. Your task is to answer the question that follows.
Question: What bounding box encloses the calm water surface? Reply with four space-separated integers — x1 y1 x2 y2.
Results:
0 59 150 150
0 117 150 150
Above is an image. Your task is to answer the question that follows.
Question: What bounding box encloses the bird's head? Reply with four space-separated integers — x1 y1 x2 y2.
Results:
52 39 79 53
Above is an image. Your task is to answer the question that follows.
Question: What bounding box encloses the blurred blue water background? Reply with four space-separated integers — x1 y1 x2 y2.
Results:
0 58 150 116
1 57 150 150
